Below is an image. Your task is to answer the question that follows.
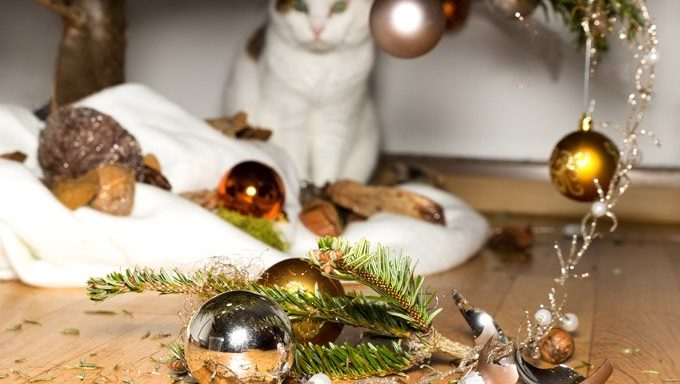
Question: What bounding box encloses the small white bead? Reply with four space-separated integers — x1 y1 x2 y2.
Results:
460 372 486 384
591 201 608 218
308 373 332 384
534 308 552 326
560 313 579 332
646 49 659 64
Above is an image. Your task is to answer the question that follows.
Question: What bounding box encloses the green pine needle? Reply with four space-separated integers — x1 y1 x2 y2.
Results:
216 208 288 251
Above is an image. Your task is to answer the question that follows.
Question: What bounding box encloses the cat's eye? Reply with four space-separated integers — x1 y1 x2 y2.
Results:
292 0 309 13
331 0 348 13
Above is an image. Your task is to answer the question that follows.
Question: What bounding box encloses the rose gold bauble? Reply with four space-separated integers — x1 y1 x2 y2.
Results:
549 115 620 202
441 0 469 32
486 0 538 17
217 161 285 220
370 0 446 58
258 258 345 345
539 328 575 364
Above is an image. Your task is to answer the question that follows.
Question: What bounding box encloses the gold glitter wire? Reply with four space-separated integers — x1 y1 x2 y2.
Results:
519 0 659 353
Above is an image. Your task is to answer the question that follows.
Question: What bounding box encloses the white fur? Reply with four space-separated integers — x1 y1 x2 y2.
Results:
224 0 379 185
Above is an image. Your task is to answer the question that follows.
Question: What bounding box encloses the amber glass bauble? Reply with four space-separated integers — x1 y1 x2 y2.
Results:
218 161 285 220
258 258 345 345
549 118 619 202
442 0 469 31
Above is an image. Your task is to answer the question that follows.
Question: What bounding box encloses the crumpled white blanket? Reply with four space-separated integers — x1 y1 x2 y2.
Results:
0 84 488 287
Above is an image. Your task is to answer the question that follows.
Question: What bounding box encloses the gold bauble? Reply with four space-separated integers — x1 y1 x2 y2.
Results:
258 258 345 345
217 161 285 220
185 291 293 384
549 115 620 202
486 0 538 18
441 0 469 32
538 328 575 365
370 0 446 58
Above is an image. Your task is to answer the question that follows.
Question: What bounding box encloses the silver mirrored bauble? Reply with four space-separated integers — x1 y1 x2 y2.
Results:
186 290 294 384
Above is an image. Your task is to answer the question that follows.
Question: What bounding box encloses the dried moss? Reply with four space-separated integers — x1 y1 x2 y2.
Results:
216 208 289 251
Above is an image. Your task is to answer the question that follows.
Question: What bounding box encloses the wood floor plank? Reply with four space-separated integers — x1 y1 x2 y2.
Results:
589 243 680 384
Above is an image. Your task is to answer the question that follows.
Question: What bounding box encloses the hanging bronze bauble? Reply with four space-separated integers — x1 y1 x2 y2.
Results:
217 161 285 220
258 258 345 345
549 115 620 202
370 0 446 58
486 0 538 18
441 0 470 32
538 328 575 365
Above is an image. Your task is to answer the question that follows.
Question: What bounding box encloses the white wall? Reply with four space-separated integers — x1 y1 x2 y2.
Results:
1 0 677 167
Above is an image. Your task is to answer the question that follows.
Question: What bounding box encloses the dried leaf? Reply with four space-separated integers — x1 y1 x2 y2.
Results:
621 347 640 356
61 328 80 336
84 310 117 316
28 376 56 383
63 359 102 370
6 323 22 331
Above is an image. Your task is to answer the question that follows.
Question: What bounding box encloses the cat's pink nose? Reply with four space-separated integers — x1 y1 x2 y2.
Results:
312 25 325 37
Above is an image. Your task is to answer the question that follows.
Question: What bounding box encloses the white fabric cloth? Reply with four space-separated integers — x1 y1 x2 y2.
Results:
0 84 488 287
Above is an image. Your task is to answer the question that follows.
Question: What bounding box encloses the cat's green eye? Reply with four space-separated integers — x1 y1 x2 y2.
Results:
292 0 309 13
331 0 348 13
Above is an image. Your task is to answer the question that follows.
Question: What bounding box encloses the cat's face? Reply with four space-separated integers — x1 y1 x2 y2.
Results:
270 0 372 52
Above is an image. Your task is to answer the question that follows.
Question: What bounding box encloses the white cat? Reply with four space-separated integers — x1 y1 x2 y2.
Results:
224 0 379 186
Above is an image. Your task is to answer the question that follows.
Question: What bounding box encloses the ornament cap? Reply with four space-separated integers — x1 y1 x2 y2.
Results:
579 113 593 132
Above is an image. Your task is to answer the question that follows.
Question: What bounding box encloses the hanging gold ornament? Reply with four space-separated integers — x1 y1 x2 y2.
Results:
217 161 285 220
441 0 469 32
549 114 620 202
370 0 446 58
258 258 345 345
485 0 538 18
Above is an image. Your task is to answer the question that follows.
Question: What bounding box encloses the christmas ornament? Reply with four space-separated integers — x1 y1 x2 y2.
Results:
538 328 575 364
549 114 620 202
217 161 285 220
533 308 552 326
559 313 579 332
485 0 538 18
307 373 332 384
185 290 294 384
370 0 446 58
441 0 469 31
259 258 345 345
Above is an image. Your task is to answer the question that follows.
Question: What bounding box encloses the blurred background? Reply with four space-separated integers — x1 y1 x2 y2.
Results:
1 0 677 167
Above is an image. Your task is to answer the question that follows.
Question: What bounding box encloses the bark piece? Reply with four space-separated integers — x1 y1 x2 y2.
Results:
90 164 135 216
206 112 272 141
180 189 219 211
299 198 344 236
143 153 161 172
51 169 100 210
326 180 446 225
0 151 28 163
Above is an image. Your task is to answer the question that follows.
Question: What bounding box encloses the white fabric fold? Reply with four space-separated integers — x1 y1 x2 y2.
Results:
0 84 488 287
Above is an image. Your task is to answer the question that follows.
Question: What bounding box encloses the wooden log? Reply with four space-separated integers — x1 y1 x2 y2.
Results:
326 180 446 225
206 112 272 141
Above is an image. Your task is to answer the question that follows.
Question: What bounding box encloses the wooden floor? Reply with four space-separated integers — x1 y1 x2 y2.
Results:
1 217 679 383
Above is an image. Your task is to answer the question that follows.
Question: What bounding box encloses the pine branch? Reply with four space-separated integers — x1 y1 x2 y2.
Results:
294 341 414 380
88 267 415 337
311 238 439 333
548 0 645 52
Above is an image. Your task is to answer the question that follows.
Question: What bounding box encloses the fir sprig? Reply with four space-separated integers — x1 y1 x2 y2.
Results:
294 341 414 379
311 237 439 332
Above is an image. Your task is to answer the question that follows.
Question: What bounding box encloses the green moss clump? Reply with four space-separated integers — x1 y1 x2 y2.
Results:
216 208 289 251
